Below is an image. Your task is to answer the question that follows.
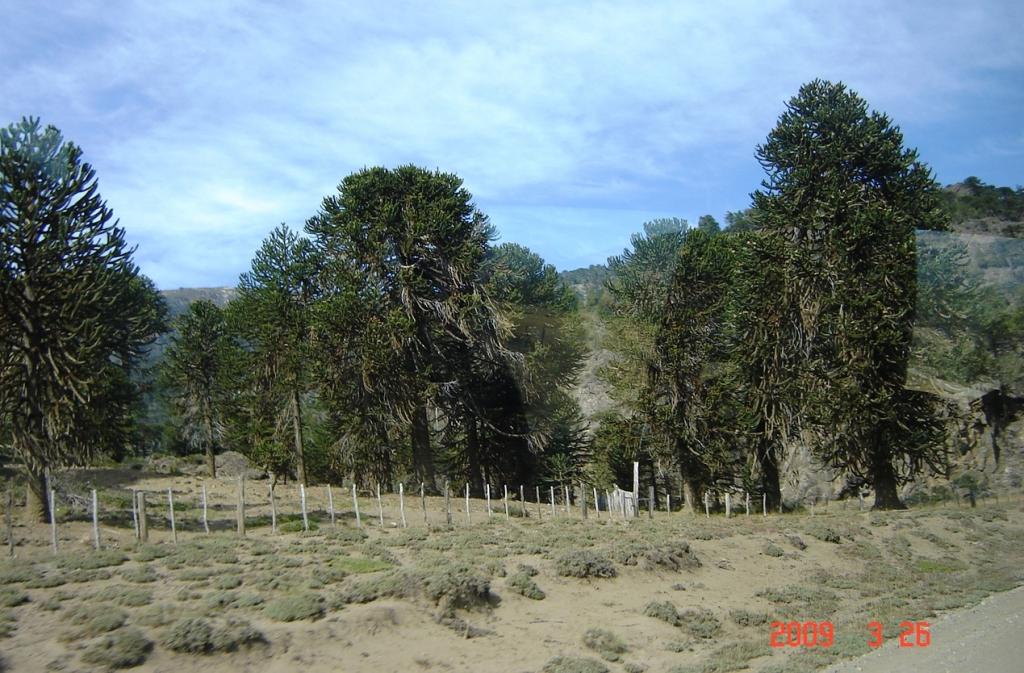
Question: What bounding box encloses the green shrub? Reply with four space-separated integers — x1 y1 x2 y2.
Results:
555 551 617 578
582 628 628 662
0 588 28 608
119 565 159 583
93 586 153 607
81 627 153 670
0 564 37 585
56 550 127 570
623 663 647 673
516 564 539 577
65 569 112 583
61 604 127 639
679 608 721 639
784 534 807 550
762 543 785 557
162 617 265 653
542 655 610 673
263 593 324 622
506 571 545 600
332 557 392 574
644 600 680 625
611 541 701 571
214 574 243 590
729 609 770 627
807 526 841 544
280 518 319 533
136 603 180 627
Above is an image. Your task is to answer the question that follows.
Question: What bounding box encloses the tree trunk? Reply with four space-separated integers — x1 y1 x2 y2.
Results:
291 388 307 486
467 418 483 497
411 403 436 492
23 468 48 524
757 440 782 512
870 439 906 510
681 478 698 515
203 407 216 478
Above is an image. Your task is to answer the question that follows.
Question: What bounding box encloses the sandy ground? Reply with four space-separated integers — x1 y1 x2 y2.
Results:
2 469 1023 673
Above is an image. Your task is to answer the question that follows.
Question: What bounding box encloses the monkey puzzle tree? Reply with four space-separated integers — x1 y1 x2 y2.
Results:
0 117 166 520
753 80 948 509
229 224 318 485
307 165 506 490
160 300 239 478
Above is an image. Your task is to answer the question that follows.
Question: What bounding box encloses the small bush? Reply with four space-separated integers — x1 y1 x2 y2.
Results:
679 608 721 639
784 534 807 550
162 617 265 653
56 550 127 570
555 551 617 579
280 518 319 533
81 627 153 670
119 565 159 584
263 593 324 622
729 609 770 627
65 568 112 583
644 600 680 626
61 604 127 639
623 663 647 673
0 588 28 608
135 604 180 627
214 574 243 590
94 586 153 607
332 557 393 574
506 571 545 600
761 543 785 557
807 526 841 544
542 655 610 673
583 628 628 662
665 640 690 652
611 541 701 571
517 564 539 576
0 564 38 585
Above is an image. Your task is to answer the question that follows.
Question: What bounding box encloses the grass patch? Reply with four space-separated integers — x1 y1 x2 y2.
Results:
506 571 545 600
679 608 721 639
0 588 28 608
162 617 265 653
915 557 968 573
56 549 127 570
0 563 38 585
555 550 617 579
214 574 243 590
644 600 680 626
81 627 153 670
61 603 127 639
582 628 628 662
332 557 393 574
542 655 610 673
93 585 153 607
729 608 771 627
119 565 159 583
263 593 324 622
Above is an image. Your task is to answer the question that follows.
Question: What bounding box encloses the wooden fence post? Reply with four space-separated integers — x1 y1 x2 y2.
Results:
581 482 588 519
48 485 58 554
725 492 732 518
763 493 767 517
137 491 148 542
549 486 555 516
130 488 139 540
503 485 509 519
648 485 655 519
520 485 527 517
464 483 470 524
632 462 640 518
444 481 452 527
327 485 336 528
201 482 210 534
666 493 671 513
377 484 384 528
486 484 492 517
745 492 750 516
606 490 612 519
236 477 246 537
535 485 541 519
6 487 14 557
564 485 570 516
420 483 427 524
400 483 408 528
91 489 100 550
167 488 177 544
703 491 710 518
352 483 362 528
594 487 600 518
270 485 278 534
300 484 309 532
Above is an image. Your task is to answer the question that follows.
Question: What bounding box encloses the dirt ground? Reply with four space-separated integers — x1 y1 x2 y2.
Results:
2 469 1023 673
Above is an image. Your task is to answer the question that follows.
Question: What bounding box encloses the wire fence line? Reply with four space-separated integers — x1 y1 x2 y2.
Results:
3 471 796 557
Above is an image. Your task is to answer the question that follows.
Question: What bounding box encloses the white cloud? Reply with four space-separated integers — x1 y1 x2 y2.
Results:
2 0 1022 287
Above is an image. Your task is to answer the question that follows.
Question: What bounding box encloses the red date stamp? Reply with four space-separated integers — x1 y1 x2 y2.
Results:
769 620 931 649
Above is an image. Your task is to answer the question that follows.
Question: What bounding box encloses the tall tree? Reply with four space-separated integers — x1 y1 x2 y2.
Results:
307 165 508 491
0 117 166 521
753 80 948 509
230 224 318 485
160 300 238 478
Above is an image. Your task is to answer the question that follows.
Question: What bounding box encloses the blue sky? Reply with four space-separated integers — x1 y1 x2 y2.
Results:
3 1 1022 289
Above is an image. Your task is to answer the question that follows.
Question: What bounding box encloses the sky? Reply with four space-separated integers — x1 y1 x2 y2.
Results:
3 1 1023 289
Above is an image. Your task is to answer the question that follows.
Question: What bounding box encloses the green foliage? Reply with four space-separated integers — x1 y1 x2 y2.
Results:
753 79 949 508
729 609 771 626
542 656 610 673
262 593 324 622
609 540 701 571
162 617 265 654
0 117 167 517
55 550 127 571
0 588 27 608
505 571 545 600
582 628 628 661
81 628 153 670
554 550 617 578
941 176 1024 227
643 600 680 625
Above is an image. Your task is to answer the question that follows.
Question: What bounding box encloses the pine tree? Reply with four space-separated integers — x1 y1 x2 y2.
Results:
0 117 166 520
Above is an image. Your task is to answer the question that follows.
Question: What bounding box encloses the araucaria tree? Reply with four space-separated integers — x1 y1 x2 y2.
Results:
161 300 238 478
754 80 948 509
230 224 318 485
0 117 166 520
307 165 508 490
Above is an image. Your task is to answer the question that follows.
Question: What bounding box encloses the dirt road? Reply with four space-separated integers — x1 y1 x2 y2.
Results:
823 585 1024 673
